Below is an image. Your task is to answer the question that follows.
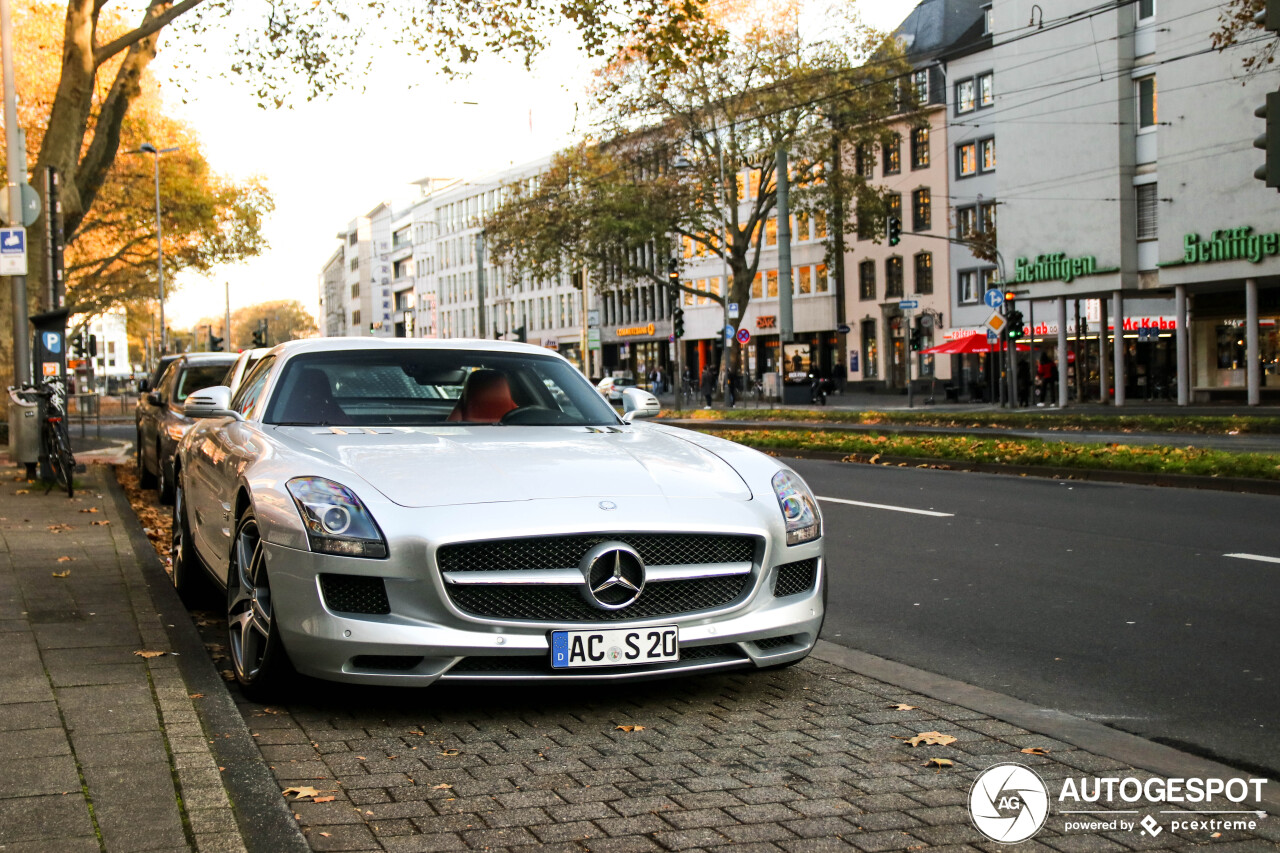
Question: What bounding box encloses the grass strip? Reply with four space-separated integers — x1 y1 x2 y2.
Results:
710 428 1280 480
663 407 1280 435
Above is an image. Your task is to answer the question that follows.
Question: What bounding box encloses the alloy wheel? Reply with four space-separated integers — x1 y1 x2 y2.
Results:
227 518 273 682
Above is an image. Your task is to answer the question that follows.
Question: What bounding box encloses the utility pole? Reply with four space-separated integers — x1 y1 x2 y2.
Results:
475 232 487 339
1 0 30 386
224 283 231 350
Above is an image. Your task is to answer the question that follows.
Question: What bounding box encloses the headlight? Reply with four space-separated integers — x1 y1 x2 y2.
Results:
772 469 820 545
286 477 388 558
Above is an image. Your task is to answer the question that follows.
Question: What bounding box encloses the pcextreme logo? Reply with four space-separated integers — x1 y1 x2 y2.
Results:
968 763 1270 844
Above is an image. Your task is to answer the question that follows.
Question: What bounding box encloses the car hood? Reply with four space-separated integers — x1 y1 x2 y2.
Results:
273 424 752 507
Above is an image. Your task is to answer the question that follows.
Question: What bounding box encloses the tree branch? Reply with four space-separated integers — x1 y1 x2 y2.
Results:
93 0 204 66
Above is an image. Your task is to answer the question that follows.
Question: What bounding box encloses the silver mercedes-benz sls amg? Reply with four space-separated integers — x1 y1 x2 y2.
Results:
171 338 824 697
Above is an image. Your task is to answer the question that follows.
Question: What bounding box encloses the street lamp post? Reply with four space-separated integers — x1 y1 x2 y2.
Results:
129 142 179 358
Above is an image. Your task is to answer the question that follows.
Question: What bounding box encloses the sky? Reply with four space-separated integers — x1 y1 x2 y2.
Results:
152 1 910 329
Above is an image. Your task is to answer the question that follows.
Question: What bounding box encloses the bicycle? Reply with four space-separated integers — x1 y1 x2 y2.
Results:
16 382 75 498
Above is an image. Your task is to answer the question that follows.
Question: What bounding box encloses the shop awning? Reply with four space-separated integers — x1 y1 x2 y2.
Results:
922 336 1032 355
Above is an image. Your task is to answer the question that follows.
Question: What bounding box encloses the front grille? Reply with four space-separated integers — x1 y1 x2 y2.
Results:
319 573 391 615
448 575 749 622
437 533 756 573
351 655 422 671
449 643 746 674
773 559 818 598
754 635 796 651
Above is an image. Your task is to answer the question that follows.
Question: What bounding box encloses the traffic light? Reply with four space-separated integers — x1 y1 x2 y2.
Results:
88 335 97 358
909 326 922 352
514 325 527 343
72 334 86 358
1007 310 1025 340
209 331 224 351
673 306 685 339
887 216 901 246
1255 91 1280 188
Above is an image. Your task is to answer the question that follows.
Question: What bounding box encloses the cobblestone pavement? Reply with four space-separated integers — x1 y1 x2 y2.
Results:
211 650 1278 853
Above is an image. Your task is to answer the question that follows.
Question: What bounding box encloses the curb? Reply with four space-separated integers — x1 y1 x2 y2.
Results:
103 467 311 853
678 421 1280 496
812 641 1280 812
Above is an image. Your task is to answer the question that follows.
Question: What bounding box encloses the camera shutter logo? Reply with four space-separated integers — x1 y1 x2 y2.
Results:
969 762 1050 844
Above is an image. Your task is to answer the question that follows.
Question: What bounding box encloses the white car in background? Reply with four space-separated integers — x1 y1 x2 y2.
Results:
170 339 824 698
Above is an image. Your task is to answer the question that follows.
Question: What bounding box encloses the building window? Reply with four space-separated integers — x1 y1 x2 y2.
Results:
980 137 996 172
957 206 977 239
815 264 829 293
352 309 362 326
856 204 874 240
883 134 901 175
347 232 357 246
910 127 930 169
958 270 979 304
766 216 778 246
956 78 976 113
351 283 360 298
885 256 904 298
979 200 997 234
349 257 359 272
887 193 902 232
797 265 812 294
915 252 933 294
862 319 878 379
957 141 977 177
912 188 932 231
1137 182 1158 241
856 144 874 178
1136 75 1157 129
913 69 929 105
1138 0 1154 21
982 4 993 34
978 72 994 107
859 260 876 301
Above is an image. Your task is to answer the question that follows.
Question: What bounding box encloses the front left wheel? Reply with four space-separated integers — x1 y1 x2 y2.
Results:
227 511 295 700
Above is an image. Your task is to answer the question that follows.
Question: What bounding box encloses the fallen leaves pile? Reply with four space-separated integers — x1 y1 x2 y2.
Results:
115 462 173 564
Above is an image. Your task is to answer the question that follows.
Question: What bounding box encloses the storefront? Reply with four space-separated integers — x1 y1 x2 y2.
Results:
601 322 672 384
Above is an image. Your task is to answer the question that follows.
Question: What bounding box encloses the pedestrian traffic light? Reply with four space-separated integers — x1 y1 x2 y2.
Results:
1007 310 1025 340
1255 91 1280 189
673 306 685 339
887 216 901 247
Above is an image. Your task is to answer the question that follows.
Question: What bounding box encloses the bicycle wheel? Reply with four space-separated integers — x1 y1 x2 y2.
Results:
44 420 75 498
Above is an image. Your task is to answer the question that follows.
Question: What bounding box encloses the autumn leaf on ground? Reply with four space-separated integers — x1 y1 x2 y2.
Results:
407 730 425 736
432 783 452 790
615 725 645 732
889 703 917 711
48 523 72 532
189 694 204 699
1020 747 1050 756
899 731 958 747
91 520 110 526
312 796 336 803
133 650 167 659
51 569 72 578
281 786 323 800
869 454 881 465
15 489 28 494
57 556 73 562
79 507 99 513
220 669 235 680
923 758 954 770
439 748 460 756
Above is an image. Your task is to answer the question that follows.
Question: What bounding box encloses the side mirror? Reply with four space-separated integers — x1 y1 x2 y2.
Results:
147 391 163 406
621 387 660 421
183 385 240 420
138 378 150 393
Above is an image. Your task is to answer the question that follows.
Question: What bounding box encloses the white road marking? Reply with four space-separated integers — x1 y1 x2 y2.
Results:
1224 553 1280 565
816 496 954 518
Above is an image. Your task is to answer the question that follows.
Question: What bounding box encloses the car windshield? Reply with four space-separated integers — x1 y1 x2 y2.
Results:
175 363 235 402
263 349 621 427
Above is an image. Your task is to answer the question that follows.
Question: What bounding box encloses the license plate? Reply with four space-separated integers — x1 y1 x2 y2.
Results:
551 626 679 669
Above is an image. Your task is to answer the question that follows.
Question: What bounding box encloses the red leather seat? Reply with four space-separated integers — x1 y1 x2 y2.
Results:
447 370 518 423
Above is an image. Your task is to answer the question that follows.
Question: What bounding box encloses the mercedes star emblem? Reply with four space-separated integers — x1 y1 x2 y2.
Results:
579 541 646 610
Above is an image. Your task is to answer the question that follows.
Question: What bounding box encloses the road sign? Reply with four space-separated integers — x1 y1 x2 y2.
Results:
837 324 851 333
586 309 600 326
985 311 1007 335
724 324 735 341
729 302 739 319
0 226 27 275
987 330 998 343
898 299 918 310
736 328 751 344
984 289 1005 309
0 184 42 227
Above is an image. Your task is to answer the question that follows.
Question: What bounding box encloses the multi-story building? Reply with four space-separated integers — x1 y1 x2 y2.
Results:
974 0 1278 404
318 247 346 337
840 0 988 394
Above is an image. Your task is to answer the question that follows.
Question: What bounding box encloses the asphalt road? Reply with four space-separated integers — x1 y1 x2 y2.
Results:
792 457 1280 777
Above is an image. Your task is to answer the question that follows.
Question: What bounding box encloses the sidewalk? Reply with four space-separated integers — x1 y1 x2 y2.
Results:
0 462 289 852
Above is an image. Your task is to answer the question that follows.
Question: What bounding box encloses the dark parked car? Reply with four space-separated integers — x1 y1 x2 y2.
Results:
137 353 238 503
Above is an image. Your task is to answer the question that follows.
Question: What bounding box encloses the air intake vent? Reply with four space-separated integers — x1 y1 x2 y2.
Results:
772 559 817 598
319 574 390 615
754 635 796 651
351 655 422 671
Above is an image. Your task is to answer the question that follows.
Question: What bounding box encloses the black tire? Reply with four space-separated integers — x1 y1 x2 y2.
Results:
227 511 294 700
171 470 213 608
44 421 74 499
138 430 157 488
157 447 175 505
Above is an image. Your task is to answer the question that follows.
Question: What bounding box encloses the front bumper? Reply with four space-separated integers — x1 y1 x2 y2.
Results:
261 500 824 686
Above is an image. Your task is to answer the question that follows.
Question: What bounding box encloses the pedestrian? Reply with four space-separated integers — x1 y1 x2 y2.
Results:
726 366 738 408
1037 352 1057 406
653 367 664 396
832 361 846 394
1016 359 1031 408
700 365 715 409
